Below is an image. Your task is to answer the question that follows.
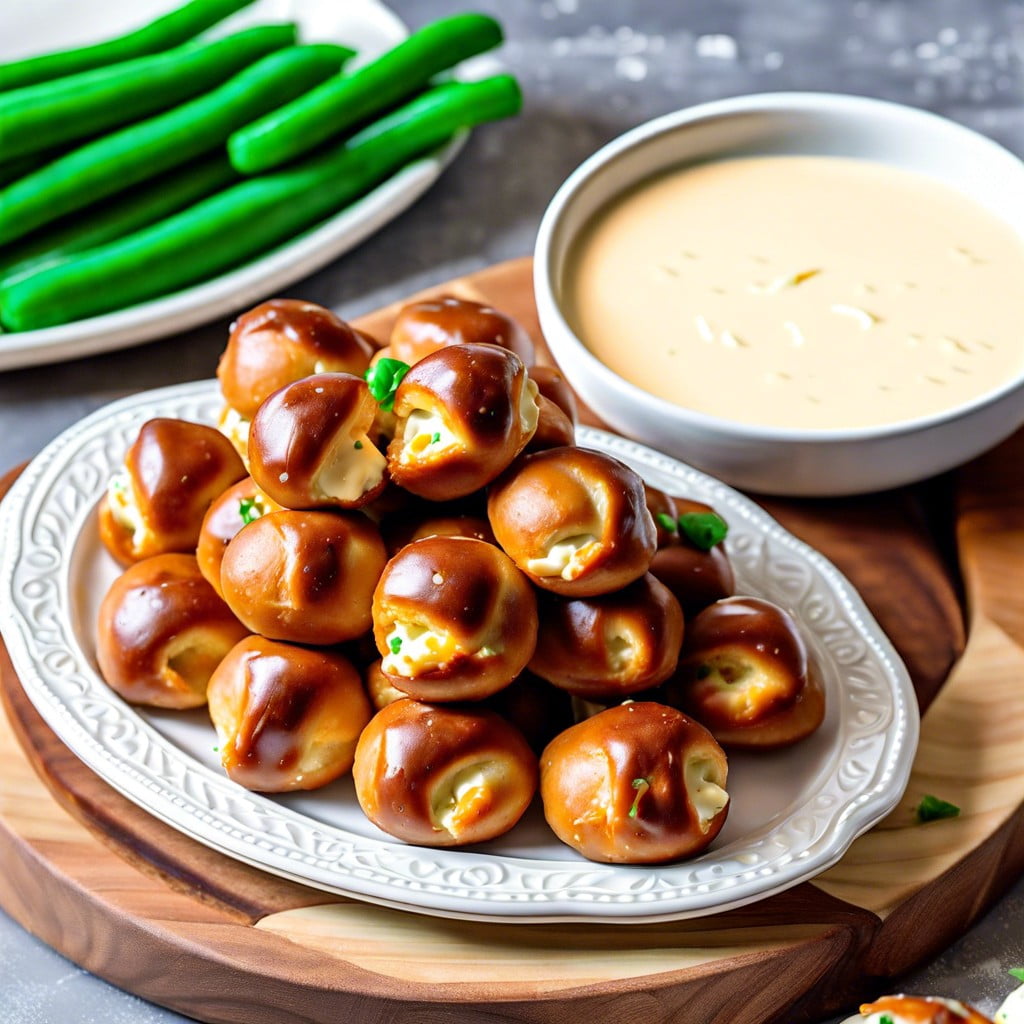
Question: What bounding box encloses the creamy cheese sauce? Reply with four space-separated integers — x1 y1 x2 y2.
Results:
564 155 1024 430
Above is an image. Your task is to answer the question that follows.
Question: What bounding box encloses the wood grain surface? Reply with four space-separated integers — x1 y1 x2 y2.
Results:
1 257 1022 1024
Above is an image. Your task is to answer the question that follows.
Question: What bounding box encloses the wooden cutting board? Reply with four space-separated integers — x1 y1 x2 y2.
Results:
2 256 1023 1024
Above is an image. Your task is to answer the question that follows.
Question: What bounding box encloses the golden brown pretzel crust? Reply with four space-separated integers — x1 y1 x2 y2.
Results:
96 553 249 708
98 418 246 566
389 296 536 367
218 299 374 418
207 636 371 792
644 485 679 549
529 574 684 700
196 477 282 598
353 699 538 846
487 446 657 596
248 372 387 510
645 494 735 618
372 536 538 702
220 509 386 645
540 702 729 864
668 596 825 749
528 365 578 424
387 344 538 500
525 395 576 452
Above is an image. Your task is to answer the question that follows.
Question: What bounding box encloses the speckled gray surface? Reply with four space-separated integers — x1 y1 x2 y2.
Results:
1 1 1024 1021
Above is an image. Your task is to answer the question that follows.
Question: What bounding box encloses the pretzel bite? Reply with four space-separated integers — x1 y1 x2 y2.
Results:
529 365 578 425
848 995 995 1024
248 372 387 510
220 509 386 645
353 699 537 846
389 296 536 367
649 497 735 618
196 477 282 598
387 344 540 500
525 395 576 452
372 536 538 702
487 447 657 596
364 659 407 711
645 486 679 549
96 554 248 708
98 418 246 566
385 513 497 556
207 636 371 792
540 702 729 864
667 596 825 749
217 300 375 451
530 575 684 700
483 670 574 754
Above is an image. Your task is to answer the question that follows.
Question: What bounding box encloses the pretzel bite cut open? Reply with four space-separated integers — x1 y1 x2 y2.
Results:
220 509 387 646
387 344 540 500
529 574 684 701
487 447 657 597
96 553 249 709
389 295 536 367
248 373 387 510
207 636 372 792
372 536 538 702
540 702 729 864
353 699 538 846
668 596 825 749
98 418 246 566
851 995 995 1024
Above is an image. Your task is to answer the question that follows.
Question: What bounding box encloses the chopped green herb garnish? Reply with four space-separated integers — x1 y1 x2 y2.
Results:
354 440 363 450
238 497 261 525
879 1015 895 1024
213 746 219 753
656 512 678 533
389 636 403 655
364 357 411 413
628 777 650 819
1009 967 1024 982
915 794 961 823
431 431 441 444
678 511 728 550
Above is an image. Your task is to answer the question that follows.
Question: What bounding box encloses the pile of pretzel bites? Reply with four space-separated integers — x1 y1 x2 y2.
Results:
94 297 824 865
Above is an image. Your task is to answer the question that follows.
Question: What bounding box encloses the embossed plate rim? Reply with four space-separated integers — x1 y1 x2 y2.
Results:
0 380 919 923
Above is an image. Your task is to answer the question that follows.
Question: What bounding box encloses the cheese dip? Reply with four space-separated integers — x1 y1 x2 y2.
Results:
563 155 1024 430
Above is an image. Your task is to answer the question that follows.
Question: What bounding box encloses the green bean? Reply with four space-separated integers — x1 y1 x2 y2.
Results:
0 155 239 288
228 12 503 174
0 75 523 331
0 151 53 189
0 0 259 93
0 25 299 161
0 44 353 247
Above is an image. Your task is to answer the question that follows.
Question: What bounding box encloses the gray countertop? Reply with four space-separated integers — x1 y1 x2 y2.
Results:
2 1 1024 1020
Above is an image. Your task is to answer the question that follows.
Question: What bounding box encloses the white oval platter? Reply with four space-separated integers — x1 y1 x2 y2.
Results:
0 380 919 923
0 0 466 371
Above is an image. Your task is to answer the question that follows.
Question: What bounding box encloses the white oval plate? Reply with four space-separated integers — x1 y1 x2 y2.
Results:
0 0 465 371
0 381 919 923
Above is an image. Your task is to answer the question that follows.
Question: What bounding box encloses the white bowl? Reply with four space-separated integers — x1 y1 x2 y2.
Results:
534 92 1024 496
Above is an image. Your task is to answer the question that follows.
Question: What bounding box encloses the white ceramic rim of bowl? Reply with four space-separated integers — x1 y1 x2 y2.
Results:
534 91 1024 445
